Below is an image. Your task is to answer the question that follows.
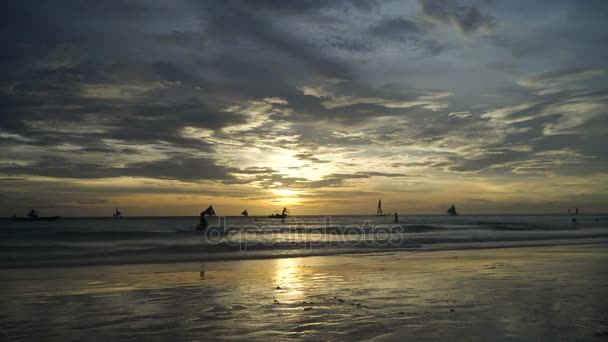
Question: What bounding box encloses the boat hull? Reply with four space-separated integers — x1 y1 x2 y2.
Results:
10 216 60 222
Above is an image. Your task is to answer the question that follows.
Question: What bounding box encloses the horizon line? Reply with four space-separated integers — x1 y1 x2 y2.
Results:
5 213 608 219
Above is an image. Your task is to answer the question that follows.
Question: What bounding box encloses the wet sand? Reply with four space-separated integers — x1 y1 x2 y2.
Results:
2 244 608 341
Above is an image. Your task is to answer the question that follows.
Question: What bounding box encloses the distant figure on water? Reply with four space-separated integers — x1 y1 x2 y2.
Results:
446 205 458 216
11 209 60 222
394 212 399 223
198 212 207 230
113 208 122 218
241 209 249 217
197 205 216 230
27 209 39 218
572 217 577 223
575 207 579 215
269 207 288 219
377 199 383 216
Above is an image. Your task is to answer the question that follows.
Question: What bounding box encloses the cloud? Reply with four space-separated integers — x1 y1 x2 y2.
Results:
518 66 606 95
522 67 606 86
293 152 331 164
367 17 447 54
0 1 607 214
369 18 423 38
0 156 236 182
298 85 451 110
482 69 608 136
418 0 495 35
303 171 408 188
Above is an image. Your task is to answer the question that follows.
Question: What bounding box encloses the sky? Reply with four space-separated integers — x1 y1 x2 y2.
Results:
1 0 607 216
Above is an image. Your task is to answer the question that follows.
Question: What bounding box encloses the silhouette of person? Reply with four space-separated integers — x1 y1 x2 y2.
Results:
394 212 399 223
197 212 208 230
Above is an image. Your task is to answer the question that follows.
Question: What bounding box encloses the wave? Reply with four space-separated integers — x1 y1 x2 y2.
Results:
0 222 593 243
3 230 608 269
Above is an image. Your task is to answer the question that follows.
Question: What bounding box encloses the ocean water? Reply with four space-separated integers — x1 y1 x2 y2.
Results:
1 215 607 268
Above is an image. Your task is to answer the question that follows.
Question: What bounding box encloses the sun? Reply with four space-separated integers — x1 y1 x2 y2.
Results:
271 188 301 206
273 189 297 197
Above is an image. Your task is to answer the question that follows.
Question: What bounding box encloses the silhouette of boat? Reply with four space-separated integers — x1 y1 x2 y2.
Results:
241 209 249 216
446 205 458 216
11 216 60 222
11 209 60 221
113 208 123 218
196 205 217 231
269 207 288 219
201 205 216 216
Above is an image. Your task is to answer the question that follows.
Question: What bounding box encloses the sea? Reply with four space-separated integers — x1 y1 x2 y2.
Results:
1 214 607 268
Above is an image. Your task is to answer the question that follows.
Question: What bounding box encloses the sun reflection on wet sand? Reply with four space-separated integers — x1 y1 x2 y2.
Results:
273 258 306 302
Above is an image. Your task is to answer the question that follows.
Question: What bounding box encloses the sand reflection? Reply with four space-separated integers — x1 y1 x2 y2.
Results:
273 258 306 302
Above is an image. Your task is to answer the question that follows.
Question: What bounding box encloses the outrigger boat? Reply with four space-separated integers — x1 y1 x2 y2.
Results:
11 209 60 222
113 208 123 218
269 207 288 219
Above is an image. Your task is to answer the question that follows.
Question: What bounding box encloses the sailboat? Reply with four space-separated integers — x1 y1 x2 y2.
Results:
113 208 123 218
241 209 249 217
269 207 288 219
11 209 60 221
446 205 458 216
376 199 385 216
202 205 216 216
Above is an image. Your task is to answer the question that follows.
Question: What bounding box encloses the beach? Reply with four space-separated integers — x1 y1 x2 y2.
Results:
2 244 608 341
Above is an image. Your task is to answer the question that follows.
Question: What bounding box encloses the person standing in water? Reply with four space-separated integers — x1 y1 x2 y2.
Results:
198 212 208 230
197 205 216 230
394 212 399 223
